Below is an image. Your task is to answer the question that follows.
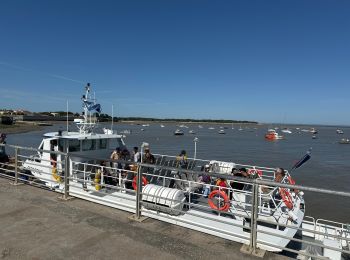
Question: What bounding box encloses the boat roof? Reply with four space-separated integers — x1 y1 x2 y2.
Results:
43 131 123 140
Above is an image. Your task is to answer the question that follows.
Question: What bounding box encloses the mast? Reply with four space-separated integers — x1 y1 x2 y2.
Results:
78 83 97 134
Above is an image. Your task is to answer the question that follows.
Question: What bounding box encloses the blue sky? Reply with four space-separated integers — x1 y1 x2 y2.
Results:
1 1 350 125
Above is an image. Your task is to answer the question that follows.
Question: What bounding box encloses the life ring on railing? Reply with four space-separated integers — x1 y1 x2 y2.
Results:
208 190 230 212
132 176 148 190
247 169 263 178
279 188 293 209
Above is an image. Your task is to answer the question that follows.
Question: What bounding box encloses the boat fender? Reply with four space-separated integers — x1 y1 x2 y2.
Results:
247 169 263 178
51 160 61 182
52 167 61 182
208 190 230 212
94 170 101 191
279 188 293 209
132 176 148 190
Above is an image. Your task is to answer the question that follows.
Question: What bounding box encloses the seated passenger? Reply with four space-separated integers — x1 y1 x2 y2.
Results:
143 148 155 164
215 177 228 194
176 150 188 169
230 167 248 191
132 147 141 163
123 164 134 190
121 148 131 161
199 165 211 197
110 147 122 169
261 167 286 194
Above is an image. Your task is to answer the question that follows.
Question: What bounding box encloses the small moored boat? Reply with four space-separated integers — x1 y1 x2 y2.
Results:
265 129 284 140
174 129 184 136
281 128 292 134
336 129 344 134
339 138 350 144
310 128 318 134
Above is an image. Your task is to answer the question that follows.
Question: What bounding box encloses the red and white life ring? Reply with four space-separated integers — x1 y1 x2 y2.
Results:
279 188 294 209
132 176 148 190
208 190 230 212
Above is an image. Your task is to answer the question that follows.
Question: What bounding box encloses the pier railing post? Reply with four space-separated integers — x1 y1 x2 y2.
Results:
249 182 259 252
135 164 142 219
63 154 70 200
14 147 19 184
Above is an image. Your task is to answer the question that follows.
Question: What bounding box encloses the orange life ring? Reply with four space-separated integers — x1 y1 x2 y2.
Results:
248 169 263 178
208 190 230 212
279 188 293 209
132 176 148 190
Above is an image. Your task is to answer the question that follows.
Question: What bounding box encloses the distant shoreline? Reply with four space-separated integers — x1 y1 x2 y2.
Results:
118 120 259 125
0 121 60 134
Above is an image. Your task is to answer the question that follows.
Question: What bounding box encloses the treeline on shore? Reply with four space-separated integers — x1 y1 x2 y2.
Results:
98 114 257 124
1 111 257 125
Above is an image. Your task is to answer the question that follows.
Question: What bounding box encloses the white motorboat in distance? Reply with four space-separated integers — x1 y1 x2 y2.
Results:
339 138 350 144
174 129 184 136
281 128 292 134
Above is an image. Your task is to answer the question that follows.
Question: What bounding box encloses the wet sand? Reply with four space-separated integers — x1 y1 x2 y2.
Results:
0 121 61 134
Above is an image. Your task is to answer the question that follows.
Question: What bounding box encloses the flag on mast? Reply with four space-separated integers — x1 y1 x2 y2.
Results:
292 148 312 170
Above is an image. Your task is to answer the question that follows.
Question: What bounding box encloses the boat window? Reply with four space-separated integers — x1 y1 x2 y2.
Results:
69 139 80 152
82 139 96 151
58 139 64 152
99 139 107 149
110 138 125 150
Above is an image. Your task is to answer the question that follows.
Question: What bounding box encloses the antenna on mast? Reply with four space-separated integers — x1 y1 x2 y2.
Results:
111 104 114 132
66 100 69 132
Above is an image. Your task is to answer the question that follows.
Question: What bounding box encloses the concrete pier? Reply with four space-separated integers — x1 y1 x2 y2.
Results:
0 178 290 259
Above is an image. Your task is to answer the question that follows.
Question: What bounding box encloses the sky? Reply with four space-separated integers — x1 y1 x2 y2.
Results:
1 0 350 125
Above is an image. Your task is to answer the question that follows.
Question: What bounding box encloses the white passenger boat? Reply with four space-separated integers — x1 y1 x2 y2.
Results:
13 85 348 259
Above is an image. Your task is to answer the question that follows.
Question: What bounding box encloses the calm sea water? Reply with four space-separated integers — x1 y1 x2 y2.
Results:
5 122 350 223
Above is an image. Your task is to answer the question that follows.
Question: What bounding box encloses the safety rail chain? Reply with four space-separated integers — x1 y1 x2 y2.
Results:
0 143 350 259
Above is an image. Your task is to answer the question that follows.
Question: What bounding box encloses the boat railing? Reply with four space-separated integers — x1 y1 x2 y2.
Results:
1 143 350 259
